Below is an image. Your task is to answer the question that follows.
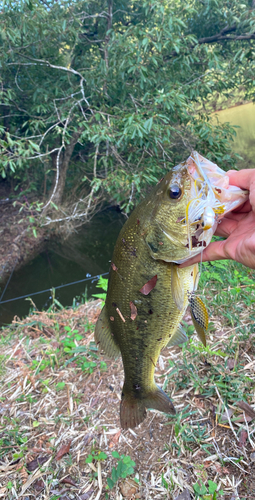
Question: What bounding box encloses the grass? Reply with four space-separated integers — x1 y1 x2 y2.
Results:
0 261 254 499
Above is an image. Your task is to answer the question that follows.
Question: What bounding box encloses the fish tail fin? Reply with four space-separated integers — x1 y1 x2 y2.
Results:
120 386 176 429
120 397 147 430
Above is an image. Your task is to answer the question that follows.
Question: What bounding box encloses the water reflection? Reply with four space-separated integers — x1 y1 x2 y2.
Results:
0 210 126 326
213 102 255 168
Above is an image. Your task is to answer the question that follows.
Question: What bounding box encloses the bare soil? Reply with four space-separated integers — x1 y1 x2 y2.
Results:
0 199 47 286
0 301 254 499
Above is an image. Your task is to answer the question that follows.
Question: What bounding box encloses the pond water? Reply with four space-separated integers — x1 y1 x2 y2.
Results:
0 102 254 326
0 210 126 326
214 102 255 168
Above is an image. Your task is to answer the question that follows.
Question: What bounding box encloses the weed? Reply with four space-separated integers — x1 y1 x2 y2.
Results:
107 452 136 489
199 259 255 326
56 381 65 391
193 480 224 499
0 354 7 380
86 450 108 463
0 429 28 459
61 326 83 353
61 324 105 374
92 275 108 301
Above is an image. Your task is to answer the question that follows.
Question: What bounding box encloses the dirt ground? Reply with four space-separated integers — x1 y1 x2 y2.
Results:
0 197 47 286
0 300 255 500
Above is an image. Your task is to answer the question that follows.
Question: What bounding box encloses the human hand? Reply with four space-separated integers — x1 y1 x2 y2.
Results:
180 169 255 270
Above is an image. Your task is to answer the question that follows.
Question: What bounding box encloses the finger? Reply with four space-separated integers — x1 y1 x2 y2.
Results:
214 220 236 237
227 169 255 190
223 211 249 221
227 170 255 211
179 240 228 267
231 199 252 213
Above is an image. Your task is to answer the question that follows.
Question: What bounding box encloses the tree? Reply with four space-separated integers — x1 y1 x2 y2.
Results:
0 0 254 230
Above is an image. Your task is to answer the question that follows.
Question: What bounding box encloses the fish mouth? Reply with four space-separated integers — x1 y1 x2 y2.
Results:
174 152 248 260
187 151 248 217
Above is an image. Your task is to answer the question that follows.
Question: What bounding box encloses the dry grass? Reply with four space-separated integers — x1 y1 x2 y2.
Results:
0 295 255 500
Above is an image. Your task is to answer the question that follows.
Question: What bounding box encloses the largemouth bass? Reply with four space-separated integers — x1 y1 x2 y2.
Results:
95 152 248 429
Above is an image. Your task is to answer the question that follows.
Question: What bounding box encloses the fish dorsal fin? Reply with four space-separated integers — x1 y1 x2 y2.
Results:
168 324 188 346
171 264 184 311
94 305 120 358
189 295 208 347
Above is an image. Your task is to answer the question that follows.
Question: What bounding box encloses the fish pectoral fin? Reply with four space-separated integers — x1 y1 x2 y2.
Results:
94 305 120 358
120 386 175 429
189 295 208 347
171 264 185 311
168 324 188 346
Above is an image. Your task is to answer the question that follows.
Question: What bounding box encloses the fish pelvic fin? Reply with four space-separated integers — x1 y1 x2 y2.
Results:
94 305 120 358
168 324 188 346
171 264 184 311
120 386 176 429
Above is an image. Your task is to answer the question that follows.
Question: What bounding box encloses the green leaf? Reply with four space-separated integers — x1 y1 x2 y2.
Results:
193 482 207 495
208 480 218 494
85 454 93 464
56 382 65 391
111 466 118 483
107 477 115 489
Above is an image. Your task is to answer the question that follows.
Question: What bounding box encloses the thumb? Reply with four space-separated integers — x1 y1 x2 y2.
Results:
179 240 228 267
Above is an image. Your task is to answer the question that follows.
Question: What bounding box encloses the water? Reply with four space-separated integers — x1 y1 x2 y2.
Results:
0 210 126 326
214 102 255 168
1 102 254 326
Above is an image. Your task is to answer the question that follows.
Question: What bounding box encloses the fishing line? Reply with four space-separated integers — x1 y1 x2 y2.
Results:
0 256 19 304
0 272 109 305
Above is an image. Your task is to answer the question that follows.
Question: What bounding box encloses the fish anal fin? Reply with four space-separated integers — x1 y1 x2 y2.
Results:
144 386 176 415
120 386 175 429
171 264 184 311
189 295 208 347
94 305 120 358
168 324 188 346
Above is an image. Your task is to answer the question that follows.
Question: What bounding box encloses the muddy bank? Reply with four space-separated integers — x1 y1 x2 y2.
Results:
0 199 48 286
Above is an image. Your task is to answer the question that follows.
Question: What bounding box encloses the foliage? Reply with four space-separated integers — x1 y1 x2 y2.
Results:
193 480 224 499
92 275 108 301
107 451 136 489
1 0 254 229
85 450 108 463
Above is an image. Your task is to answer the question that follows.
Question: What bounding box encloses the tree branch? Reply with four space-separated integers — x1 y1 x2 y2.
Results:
16 54 86 81
198 32 255 44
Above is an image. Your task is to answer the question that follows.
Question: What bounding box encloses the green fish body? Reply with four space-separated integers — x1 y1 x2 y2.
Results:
95 154 248 429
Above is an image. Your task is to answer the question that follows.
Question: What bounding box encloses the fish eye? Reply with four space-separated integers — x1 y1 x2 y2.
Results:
169 184 182 199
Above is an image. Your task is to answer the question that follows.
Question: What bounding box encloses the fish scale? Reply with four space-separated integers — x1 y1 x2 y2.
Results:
95 152 248 429
95 176 198 429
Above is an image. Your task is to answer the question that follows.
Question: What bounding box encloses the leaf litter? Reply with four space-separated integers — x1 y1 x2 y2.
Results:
0 296 255 499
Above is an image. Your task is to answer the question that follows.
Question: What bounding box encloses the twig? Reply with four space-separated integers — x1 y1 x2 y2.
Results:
243 412 255 449
214 385 238 442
